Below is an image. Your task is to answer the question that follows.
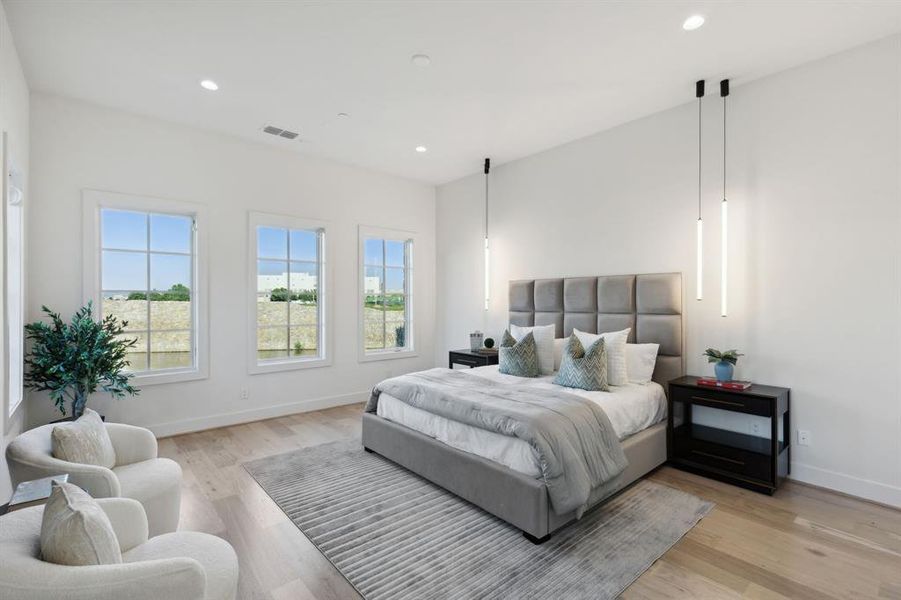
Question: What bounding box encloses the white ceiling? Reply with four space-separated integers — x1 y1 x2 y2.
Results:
7 1 901 185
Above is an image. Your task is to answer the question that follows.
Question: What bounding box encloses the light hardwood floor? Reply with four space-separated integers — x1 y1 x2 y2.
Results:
159 404 901 599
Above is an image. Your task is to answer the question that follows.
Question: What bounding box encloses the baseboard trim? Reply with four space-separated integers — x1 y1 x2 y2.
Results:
148 391 368 438
790 461 901 509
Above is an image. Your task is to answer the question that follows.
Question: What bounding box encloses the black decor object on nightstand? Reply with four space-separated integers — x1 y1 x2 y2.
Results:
667 376 790 495
448 349 499 369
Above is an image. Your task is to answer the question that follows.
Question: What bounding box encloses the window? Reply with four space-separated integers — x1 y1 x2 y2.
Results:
248 213 328 373
4 134 24 418
83 191 208 385
359 226 414 360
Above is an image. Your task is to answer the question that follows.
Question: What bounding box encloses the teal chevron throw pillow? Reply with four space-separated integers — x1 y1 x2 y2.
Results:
553 333 609 391
498 330 540 377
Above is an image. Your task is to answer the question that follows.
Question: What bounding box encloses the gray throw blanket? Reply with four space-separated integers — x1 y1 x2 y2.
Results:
365 368 628 517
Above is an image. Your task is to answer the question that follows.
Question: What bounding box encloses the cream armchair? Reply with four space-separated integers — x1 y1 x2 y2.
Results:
6 422 181 536
0 497 238 600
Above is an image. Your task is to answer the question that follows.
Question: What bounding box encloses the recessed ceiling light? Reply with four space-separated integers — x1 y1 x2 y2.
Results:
337 112 349 118
682 15 705 31
200 79 219 91
411 54 431 67
415 146 428 153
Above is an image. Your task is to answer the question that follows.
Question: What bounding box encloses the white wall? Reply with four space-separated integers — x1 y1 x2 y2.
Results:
0 0 29 502
27 93 435 436
436 36 901 507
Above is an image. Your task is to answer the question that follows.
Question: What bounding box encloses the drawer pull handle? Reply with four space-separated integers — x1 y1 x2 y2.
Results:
691 395 744 407
691 449 745 465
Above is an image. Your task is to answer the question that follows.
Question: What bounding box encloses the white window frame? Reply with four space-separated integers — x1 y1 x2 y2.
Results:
82 190 209 386
247 212 331 374
358 225 417 362
3 132 25 421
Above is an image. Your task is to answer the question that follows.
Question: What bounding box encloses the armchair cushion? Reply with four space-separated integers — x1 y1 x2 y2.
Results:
105 422 158 466
95 498 148 553
114 458 182 536
40 481 122 566
51 409 116 469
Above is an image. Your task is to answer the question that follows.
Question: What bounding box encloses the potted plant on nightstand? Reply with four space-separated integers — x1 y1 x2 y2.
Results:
24 302 140 421
703 347 744 382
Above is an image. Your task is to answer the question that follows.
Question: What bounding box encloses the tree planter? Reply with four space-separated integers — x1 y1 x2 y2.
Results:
51 414 105 424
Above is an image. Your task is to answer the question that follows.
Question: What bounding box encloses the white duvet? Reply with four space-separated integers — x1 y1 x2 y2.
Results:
376 365 666 478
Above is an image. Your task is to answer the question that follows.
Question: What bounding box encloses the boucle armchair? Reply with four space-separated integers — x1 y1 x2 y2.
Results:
0 497 238 600
6 422 181 536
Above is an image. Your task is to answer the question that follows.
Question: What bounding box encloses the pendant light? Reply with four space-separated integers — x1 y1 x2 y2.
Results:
720 79 730 317
695 80 705 301
484 157 491 311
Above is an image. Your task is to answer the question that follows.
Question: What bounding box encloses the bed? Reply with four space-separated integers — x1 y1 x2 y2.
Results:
362 273 683 542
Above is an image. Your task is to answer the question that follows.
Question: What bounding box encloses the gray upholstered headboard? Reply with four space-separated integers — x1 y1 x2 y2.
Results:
508 273 683 387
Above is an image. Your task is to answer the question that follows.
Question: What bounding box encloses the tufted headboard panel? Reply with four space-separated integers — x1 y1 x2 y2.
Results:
508 273 683 387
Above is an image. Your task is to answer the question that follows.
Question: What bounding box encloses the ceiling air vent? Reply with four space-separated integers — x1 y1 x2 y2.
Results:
262 125 300 140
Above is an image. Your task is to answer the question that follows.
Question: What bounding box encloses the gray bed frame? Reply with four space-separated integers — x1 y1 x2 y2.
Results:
362 273 683 542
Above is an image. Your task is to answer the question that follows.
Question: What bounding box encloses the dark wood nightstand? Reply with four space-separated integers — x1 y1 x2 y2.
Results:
448 348 499 369
667 376 790 495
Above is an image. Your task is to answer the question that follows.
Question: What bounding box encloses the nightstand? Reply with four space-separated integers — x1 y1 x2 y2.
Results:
448 348 499 369
667 376 790 495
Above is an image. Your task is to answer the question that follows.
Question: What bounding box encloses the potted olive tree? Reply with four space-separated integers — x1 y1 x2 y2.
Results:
24 302 140 420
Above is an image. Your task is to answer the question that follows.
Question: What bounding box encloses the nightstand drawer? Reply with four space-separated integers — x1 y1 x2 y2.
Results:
675 435 773 484
448 350 498 368
670 385 771 417
450 353 482 367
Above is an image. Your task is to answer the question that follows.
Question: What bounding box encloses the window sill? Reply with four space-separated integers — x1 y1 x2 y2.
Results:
129 367 208 386
249 356 332 375
358 349 418 363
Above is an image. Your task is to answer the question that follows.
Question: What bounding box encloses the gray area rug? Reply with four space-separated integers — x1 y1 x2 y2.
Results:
245 439 713 600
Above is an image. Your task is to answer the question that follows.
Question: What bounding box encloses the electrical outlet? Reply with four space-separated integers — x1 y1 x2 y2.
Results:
751 422 761 436
241 389 249 401
798 429 811 446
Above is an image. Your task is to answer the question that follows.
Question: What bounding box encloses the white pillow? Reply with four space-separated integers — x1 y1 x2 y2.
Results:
574 328 630 386
40 481 123 566
553 337 566 371
626 343 660 384
51 408 116 469
510 323 555 375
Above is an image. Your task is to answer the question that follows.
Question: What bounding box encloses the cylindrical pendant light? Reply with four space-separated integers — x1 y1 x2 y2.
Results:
720 79 730 317
695 80 705 301
484 157 491 311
